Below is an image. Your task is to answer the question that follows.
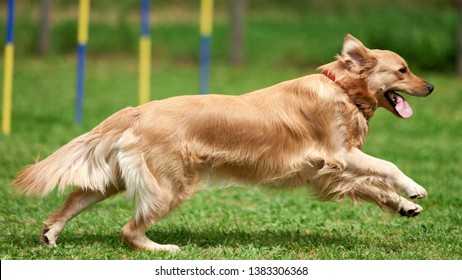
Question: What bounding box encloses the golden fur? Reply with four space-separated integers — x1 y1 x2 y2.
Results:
13 35 434 252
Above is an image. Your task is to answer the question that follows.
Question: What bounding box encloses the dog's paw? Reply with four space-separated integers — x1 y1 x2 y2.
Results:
397 177 427 200
41 227 57 247
398 203 423 218
407 185 427 200
154 244 180 252
143 243 180 253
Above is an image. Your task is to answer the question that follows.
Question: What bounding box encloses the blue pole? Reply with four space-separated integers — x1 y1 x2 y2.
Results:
75 0 90 125
199 0 213 94
141 0 150 37
199 36 211 94
6 0 15 44
75 44 87 125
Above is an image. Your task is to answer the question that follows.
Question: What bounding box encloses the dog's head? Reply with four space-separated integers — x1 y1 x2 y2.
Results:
319 34 434 118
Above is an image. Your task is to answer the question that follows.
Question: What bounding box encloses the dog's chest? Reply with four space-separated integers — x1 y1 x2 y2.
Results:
335 100 369 149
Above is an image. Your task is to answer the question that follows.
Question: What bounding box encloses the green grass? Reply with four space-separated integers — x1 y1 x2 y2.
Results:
0 55 461 260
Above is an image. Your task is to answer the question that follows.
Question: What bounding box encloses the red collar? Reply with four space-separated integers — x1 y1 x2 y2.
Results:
322 69 336 82
322 70 370 122
322 70 347 93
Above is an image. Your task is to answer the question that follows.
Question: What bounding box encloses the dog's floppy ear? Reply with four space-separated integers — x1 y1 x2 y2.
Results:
317 35 375 74
341 34 372 70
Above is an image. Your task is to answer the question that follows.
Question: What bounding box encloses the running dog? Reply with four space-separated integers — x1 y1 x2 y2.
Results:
13 35 434 252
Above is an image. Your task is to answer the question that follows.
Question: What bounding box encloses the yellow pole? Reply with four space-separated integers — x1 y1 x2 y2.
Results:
77 0 90 44
200 0 214 36
139 0 151 105
2 0 15 135
2 44 14 135
139 37 151 105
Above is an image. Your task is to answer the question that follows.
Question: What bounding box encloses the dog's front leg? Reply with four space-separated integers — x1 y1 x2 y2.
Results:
346 148 427 199
344 148 426 217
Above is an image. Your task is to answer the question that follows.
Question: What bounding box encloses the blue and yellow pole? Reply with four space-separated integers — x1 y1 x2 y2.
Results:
75 0 90 125
199 0 214 94
139 0 151 105
2 0 15 135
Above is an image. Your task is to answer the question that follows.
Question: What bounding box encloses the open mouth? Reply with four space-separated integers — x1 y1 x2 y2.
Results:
384 91 413 119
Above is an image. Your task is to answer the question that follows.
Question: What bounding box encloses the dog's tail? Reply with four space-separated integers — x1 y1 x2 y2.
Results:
12 107 139 197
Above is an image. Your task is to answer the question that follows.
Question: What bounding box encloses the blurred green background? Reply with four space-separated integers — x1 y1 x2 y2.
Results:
0 0 459 71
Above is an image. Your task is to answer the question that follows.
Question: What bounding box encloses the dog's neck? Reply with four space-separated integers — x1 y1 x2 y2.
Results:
321 69 375 121
322 69 348 93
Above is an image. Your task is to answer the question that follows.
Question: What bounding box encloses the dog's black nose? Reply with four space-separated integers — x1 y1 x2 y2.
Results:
427 83 434 93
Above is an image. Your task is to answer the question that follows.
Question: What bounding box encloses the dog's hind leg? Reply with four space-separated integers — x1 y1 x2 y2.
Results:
42 187 120 246
118 148 201 252
121 217 179 252
120 180 197 252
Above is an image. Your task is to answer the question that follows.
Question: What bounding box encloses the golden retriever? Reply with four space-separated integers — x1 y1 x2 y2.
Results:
13 35 434 252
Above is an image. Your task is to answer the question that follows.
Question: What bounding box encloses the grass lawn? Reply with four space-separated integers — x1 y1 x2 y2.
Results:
0 53 461 260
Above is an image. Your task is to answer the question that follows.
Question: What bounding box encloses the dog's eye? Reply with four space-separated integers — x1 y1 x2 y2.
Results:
399 67 407 74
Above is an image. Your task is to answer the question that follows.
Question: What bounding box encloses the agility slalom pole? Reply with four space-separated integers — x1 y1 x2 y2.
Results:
2 0 15 135
139 0 151 105
199 0 214 94
75 0 90 125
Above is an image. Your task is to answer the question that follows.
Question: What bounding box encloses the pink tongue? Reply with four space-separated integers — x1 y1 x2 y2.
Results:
395 95 413 118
